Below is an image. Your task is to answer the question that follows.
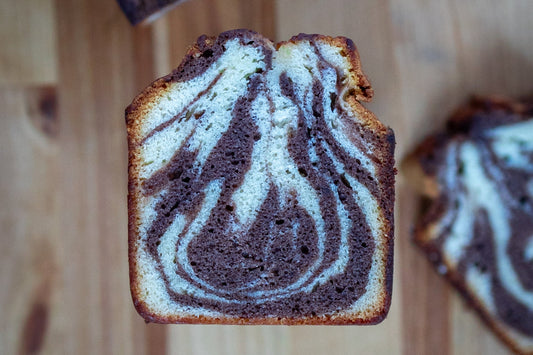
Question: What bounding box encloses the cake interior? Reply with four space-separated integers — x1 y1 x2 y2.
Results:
129 34 393 321
421 116 533 348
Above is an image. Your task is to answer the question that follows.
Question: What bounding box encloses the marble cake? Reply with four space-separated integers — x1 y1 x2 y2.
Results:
117 0 186 25
126 29 395 324
408 97 533 354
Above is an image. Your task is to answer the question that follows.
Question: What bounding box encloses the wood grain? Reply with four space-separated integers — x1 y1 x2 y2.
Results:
0 86 60 355
54 0 149 352
0 0 57 85
1 0 533 354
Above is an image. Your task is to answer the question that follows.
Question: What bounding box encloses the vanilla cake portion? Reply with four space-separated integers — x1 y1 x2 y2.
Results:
126 30 395 325
409 97 533 354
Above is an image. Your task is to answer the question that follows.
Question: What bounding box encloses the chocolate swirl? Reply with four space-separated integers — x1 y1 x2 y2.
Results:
415 98 533 345
128 30 395 322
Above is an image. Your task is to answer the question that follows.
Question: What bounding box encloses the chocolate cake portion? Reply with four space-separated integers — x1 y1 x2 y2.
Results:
117 0 186 25
408 96 533 354
127 29 395 325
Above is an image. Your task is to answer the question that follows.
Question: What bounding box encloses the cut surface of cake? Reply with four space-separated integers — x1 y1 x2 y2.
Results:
126 29 395 324
408 97 533 354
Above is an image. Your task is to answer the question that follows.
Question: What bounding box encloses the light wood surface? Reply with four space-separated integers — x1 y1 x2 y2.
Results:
1 0 532 354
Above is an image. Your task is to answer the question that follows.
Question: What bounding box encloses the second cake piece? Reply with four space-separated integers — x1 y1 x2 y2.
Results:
408 96 533 354
127 30 395 324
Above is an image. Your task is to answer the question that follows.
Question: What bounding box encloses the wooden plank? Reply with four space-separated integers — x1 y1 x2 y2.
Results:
0 0 57 86
398 183 451 355
0 86 60 355
168 325 288 355
53 0 161 353
450 292 509 355
286 324 401 355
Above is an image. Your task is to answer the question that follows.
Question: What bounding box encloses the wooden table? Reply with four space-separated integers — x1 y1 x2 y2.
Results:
1 0 532 354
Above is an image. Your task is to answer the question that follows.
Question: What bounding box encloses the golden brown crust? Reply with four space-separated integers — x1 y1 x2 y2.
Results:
133 299 390 325
408 96 533 354
127 29 394 325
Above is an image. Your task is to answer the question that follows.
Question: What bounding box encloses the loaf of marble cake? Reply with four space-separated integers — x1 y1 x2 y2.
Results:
126 29 395 324
407 97 533 354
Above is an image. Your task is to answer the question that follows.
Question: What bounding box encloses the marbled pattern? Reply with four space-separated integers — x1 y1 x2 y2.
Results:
129 31 394 321
415 99 533 348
